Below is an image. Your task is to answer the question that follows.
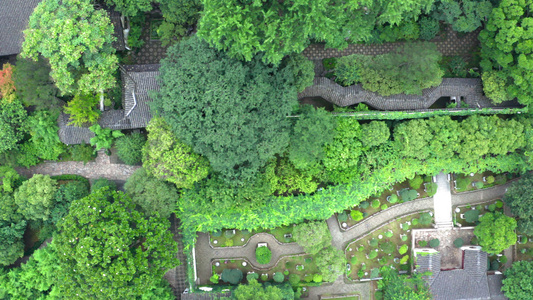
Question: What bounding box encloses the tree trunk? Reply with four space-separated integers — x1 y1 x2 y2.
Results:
99 90 104 111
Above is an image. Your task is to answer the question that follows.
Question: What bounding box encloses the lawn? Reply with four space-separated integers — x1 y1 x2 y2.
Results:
345 212 434 281
453 199 504 227
338 176 435 229
452 172 513 193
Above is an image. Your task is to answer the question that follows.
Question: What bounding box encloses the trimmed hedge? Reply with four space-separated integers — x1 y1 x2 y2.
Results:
50 174 90 190
330 107 527 120
256 246 272 265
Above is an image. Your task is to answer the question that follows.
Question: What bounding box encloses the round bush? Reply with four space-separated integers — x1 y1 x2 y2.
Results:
246 272 259 281
409 175 423 189
419 240 428 247
289 274 300 286
412 218 419 226
90 178 116 192
338 211 348 222
495 200 503 208
115 132 146 165
256 246 272 264
419 213 432 225
312 274 322 283
351 256 358 264
400 255 409 264
260 273 268 281
500 255 508 264
454 238 464 248
384 230 393 238
398 244 409 255
488 204 496 212
475 181 484 189
371 199 380 208
401 235 408 242
388 194 399 204
304 274 313 283
368 250 378 259
370 238 378 247
221 269 243 285
351 210 364 222
381 204 388 210
360 201 370 209
283 270 289 276
273 272 284 283
429 239 440 248
211 230 222 237
486 176 495 184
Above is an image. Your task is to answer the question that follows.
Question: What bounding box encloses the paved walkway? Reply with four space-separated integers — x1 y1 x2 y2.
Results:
434 173 453 228
307 276 371 300
451 182 512 206
15 150 140 181
195 232 305 285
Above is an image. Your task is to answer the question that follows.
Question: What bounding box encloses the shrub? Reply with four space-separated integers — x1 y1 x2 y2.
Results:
224 230 235 239
68 142 95 163
454 238 464 248
388 194 398 204
273 272 284 283
368 251 378 259
351 256 358 264
115 133 146 165
313 274 322 283
288 274 300 286
350 210 364 222
358 245 364 252
221 269 243 285
304 274 313 283
381 241 395 254
261 274 269 281
385 231 393 238
500 255 508 264
225 239 234 247
357 270 365 278
496 200 503 208
399 189 418 202
360 201 370 209
256 247 272 265
488 204 496 212
490 260 500 271
211 230 222 237
370 238 379 247
283 270 289 276
401 235 408 242
475 181 484 189
419 213 433 225
409 175 423 189
371 199 380 208
381 204 388 210
398 244 409 255
247 272 259 282
210 273 219 284
412 218 419 226
486 176 495 184
464 210 480 223
402 223 410 231
419 240 428 247
370 268 380 278
338 211 348 222
400 255 409 264
426 182 438 197
91 178 117 193
64 93 101 126
456 177 470 191
419 17 440 41
429 239 440 248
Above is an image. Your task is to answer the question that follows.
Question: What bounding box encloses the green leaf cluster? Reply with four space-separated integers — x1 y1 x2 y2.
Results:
502 261 533 300
89 123 124 151
503 173 533 235
474 212 517 254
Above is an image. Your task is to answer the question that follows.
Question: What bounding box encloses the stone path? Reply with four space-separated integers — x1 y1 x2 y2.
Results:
195 232 305 285
15 150 140 181
434 173 453 228
302 27 480 60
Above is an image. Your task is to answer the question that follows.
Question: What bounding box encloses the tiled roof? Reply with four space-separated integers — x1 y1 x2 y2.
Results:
298 77 511 110
415 249 503 300
58 65 160 145
0 0 41 56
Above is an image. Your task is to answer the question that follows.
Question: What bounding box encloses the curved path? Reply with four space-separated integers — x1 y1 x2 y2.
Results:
195 232 305 285
15 150 140 181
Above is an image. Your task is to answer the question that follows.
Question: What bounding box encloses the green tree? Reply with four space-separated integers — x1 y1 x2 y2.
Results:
314 246 344 282
479 0 533 105
256 246 272 265
64 93 101 127
502 261 533 300
91 177 117 192
220 268 243 285
474 212 517 254
14 174 57 221
433 0 492 32
25 110 66 160
115 132 146 165
394 119 432 159
360 121 390 148
152 36 296 184
89 124 124 150
53 189 179 299
293 221 332 255
503 173 533 235
0 218 26 266
0 166 23 193
103 0 152 17
481 71 511 104
22 0 118 97
124 168 178 218
142 117 209 188
284 54 315 93
13 56 61 112
51 180 90 224
289 106 336 170
378 267 431 300
265 156 318 195
157 0 202 46
0 98 27 154
233 279 284 300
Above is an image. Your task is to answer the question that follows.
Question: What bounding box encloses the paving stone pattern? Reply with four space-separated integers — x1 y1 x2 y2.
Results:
130 14 168 65
302 27 480 60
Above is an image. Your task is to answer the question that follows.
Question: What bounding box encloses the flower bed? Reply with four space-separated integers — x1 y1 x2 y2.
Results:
345 212 433 281
453 200 504 227
452 172 514 193
337 176 434 229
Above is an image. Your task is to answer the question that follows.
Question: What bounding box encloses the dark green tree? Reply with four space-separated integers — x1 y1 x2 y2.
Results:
157 0 202 46
284 54 315 93
289 106 336 170
103 0 152 17
220 268 243 285
265 156 318 195
433 0 492 32
14 174 57 221
504 173 533 235
54 189 179 299
233 279 284 300
115 132 146 165
91 177 117 192
479 0 533 105
124 168 178 218
378 267 431 300
360 121 390 148
502 261 533 300
0 98 27 154
152 36 297 184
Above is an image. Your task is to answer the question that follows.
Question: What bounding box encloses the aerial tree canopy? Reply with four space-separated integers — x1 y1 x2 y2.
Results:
22 0 118 96
503 173 533 235
233 279 285 300
433 0 493 32
474 212 517 254
152 36 297 184
53 189 179 299
197 0 434 64
502 261 533 300
292 221 332 255
103 0 153 17
378 267 431 300
13 174 57 221
479 0 533 105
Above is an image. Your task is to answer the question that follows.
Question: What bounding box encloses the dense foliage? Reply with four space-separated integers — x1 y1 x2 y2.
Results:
502 261 533 300
335 42 443 95
479 0 533 105
22 0 118 96
158 0 202 46
233 279 290 300
256 246 272 265
378 268 431 300
0 99 27 154
433 0 492 33
474 212 517 254
314 246 345 282
115 132 146 165
13 174 57 221
152 36 296 184
53 188 179 298
292 221 332 255
503 174 533 234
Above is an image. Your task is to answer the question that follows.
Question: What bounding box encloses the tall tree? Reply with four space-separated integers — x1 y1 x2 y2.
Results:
314 246 345 282
479 0 533 105
103 0 152 17
433 0 493 32
152 36 297 184
292 221 332 255
502 261 533 300
22 0 118 109
233 279 284 300
0 99 27 154
360 121 390 149
474 212 517 254
503 173 533 234
53 188 179 299
158 0 202 46
14 174 57 221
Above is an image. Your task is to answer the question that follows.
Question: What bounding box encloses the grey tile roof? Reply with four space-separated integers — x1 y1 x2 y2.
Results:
415 249 503 300
58 65 160 144
0 0 41 56
298 77 514 110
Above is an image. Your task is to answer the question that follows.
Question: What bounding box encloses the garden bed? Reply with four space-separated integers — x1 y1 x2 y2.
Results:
453 199 504 227
515 233 533 262
452 172 514 193
345 212 434 281
337 176 435 230
209 225 295 247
